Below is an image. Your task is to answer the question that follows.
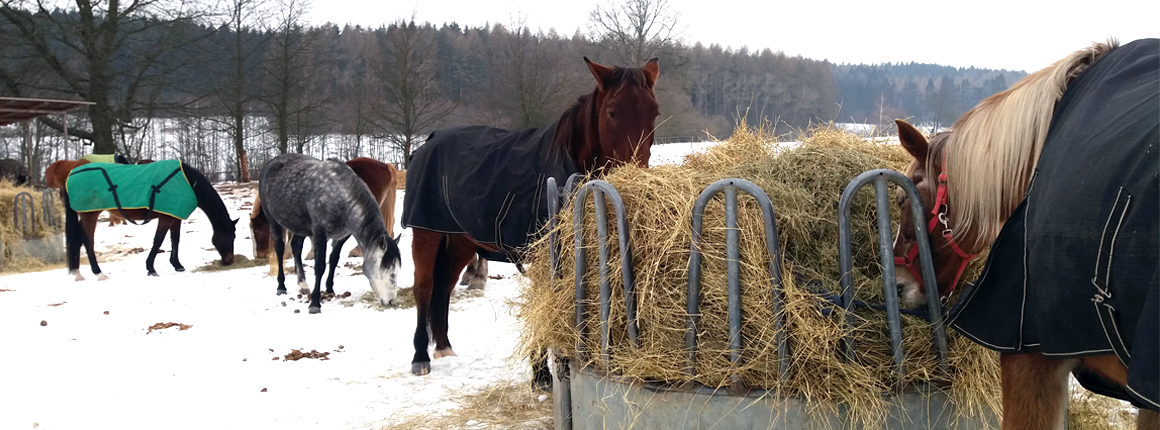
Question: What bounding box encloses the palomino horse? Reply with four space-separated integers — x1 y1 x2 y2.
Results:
258 153 403 313
250 157 397 275
62 160 237 279
891 39 1157 429
402 57 660 382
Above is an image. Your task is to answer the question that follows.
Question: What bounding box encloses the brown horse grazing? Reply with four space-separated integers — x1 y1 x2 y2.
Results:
46 159 131 226
401 57 660 384
62 161 237 279
250 157 397 276
891 39 1158 429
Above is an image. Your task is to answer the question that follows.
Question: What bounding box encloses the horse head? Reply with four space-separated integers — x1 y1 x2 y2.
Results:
891 120 979 307
577 57 661 172
364 234 403 306
213 218 238 266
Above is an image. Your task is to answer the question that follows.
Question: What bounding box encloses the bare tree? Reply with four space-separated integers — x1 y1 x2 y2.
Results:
209 0 271 181
0 0 211 155
488 22 583 130
260 0 327 155
375 20 454 168
586 0 683 65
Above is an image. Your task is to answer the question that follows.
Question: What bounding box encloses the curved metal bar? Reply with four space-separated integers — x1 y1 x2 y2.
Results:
42 189 59 231
13 191 34 237
547 177 560 279
572 180 639 363
687 178 786 379
837 168 947 376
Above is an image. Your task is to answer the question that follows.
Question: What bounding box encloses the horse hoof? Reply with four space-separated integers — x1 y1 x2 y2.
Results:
308 306 321 314
276 289 287 296
148 271 159 277
411 362 431 375
174 267 185 272
97 273 109 281
433 348 457 359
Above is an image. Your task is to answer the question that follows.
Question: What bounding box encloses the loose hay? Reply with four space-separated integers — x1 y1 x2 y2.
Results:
517 123 999 428
146 322 192 334
192 254 264 272
0 181 66 272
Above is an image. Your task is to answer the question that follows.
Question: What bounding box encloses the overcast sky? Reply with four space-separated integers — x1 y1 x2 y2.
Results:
307 0 1157 72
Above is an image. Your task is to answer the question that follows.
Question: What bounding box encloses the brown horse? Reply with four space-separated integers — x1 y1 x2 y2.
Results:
891 39 1158 429
46 158 131 226
63 161 237 279
250 157 397 276
401 57 660 383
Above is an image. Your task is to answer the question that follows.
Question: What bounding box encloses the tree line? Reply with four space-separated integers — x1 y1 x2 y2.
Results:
0 0 1026 182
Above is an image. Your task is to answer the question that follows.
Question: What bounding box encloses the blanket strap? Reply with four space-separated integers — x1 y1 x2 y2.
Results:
71 165 184 225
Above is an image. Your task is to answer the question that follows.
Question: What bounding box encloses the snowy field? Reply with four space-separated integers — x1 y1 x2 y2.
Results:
0 141 721 430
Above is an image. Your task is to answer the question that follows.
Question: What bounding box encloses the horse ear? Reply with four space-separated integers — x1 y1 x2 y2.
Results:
895 119 929 161
232 218 239 225
584 57 613 91
642 57 659 88
392 234 401 244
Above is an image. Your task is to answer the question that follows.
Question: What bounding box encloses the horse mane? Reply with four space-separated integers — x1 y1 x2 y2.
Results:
944 39 1118 250
181 162 233 231
550 65 654 169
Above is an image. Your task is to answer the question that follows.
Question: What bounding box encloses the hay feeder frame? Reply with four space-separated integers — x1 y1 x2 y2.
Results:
2 189 65 267
547 169 994 429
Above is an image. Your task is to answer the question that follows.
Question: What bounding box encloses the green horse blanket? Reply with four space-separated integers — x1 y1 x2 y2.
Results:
65 160 198 220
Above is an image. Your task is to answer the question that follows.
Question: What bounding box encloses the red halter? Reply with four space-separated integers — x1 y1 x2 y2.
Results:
894 153 977 298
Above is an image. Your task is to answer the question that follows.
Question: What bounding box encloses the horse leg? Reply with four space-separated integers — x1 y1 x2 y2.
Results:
431 234 478 360
271 222 288 296
411 229 440 375
460 254 487 290
1139 409 1159 430
325 236 349 294
145 218 171 277
459 254 475 285
290 234 308 295
306 230 328 314
1001 352 1077 430
79 212 107 281
167 218 185 272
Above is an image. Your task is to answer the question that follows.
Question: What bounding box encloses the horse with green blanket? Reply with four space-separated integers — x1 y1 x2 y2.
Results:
62 160 237 280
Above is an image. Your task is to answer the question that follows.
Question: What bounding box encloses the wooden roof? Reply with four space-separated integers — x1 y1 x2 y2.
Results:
0 96 93 126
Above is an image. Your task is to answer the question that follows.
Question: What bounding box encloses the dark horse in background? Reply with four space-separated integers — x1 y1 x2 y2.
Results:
62 160 237 280
258 153 403 314
0 158 30 186
890 39 1157 429
402 57 661 384
250 157 398 278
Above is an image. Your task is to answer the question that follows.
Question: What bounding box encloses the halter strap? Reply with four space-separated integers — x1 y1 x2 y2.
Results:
894 151 978 299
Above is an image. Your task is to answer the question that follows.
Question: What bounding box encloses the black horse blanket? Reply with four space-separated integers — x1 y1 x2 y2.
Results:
950 38 1159 410
402 124 577 262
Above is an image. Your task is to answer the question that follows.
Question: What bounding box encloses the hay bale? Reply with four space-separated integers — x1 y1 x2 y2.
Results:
0 181 66 272
518 123 998 428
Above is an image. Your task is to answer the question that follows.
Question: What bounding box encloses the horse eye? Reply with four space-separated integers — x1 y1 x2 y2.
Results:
607 110 615 119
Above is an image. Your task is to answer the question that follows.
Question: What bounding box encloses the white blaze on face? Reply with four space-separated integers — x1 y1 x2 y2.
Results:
364 246 400 306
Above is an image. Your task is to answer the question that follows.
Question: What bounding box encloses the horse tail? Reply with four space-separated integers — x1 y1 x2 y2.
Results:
429 234 454 340
61 190 83 271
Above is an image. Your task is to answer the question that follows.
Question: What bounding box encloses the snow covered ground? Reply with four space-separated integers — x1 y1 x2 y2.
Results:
0 142 722 430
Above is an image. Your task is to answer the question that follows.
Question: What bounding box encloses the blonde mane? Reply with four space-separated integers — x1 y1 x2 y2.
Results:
943 39 1119 251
